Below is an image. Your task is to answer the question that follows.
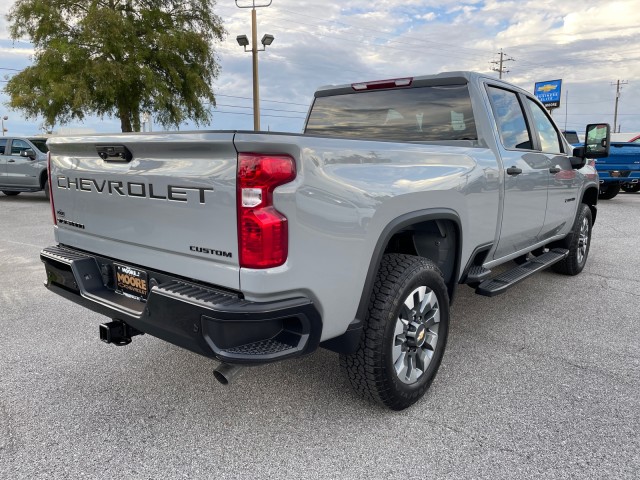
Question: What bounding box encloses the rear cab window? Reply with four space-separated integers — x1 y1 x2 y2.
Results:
305 84 478 144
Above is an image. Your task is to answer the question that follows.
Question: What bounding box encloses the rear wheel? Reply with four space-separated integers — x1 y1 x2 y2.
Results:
553 204 592 276
599 184 620 200
2 191 20 196
340 254 450 410
621 183 640 193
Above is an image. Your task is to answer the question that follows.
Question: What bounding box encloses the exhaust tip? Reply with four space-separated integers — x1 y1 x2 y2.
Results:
213 370 230 385
214 363 243 385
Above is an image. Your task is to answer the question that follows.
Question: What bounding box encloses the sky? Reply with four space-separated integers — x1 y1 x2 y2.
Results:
1 0 640 138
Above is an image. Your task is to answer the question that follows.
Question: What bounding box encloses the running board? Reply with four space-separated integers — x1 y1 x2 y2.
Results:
475 248 569 297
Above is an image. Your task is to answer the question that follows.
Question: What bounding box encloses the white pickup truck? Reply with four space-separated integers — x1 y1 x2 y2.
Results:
41 72 609 409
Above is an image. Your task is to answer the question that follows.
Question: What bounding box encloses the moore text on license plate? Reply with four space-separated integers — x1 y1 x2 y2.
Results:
115 264 149 301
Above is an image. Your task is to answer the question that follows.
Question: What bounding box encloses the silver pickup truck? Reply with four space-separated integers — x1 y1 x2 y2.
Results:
41 72 610 410
0 136 50 197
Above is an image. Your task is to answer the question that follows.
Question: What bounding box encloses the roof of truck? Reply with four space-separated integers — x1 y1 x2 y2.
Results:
314 71 521 98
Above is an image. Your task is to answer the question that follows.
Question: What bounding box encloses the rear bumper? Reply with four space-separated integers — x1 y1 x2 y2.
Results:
41 245 322 365
597 169 640 184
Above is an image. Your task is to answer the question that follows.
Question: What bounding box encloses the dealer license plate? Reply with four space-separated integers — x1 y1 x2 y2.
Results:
114 263 149 301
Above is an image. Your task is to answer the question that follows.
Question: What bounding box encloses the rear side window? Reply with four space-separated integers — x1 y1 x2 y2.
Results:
305 84 477 142
487 86 532 150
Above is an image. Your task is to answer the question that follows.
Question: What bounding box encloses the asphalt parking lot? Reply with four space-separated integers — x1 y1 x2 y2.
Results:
1 191 638 479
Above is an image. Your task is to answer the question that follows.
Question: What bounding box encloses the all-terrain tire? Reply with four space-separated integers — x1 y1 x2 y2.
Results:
340 254 450 410
599 184 620 200
553 204 592 276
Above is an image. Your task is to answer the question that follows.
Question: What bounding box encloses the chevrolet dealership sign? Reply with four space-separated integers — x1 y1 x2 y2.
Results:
534 79 562 109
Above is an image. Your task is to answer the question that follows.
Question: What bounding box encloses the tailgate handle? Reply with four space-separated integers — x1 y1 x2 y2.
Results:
96 145 133 162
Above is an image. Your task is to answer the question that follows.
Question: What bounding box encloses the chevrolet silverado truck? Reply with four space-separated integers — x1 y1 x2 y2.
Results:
0 136 50 197
595 142 640 198
41 72 610 410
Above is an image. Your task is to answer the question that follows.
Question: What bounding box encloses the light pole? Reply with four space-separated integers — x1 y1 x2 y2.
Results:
236 0 274 131
1 116 7 136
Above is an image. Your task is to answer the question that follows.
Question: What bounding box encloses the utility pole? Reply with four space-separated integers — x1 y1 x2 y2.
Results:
236 0 274 131
490 49 514 79
564 90 568 131
611 80 628 133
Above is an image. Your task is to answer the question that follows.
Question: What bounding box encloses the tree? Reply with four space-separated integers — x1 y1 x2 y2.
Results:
4 1 226 132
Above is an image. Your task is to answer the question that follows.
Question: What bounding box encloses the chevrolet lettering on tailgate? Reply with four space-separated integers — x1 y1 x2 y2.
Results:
56 176 213 204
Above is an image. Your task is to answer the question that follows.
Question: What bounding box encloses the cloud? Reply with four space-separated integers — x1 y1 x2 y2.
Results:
1 0 639 135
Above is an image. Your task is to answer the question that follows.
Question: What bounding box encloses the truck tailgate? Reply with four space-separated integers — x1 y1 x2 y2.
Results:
47 132 240 290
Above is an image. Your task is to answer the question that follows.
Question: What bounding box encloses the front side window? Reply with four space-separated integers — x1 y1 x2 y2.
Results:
10 139 31 155
305 84 478 142
527 98 563 154
0 139 7 155
487 86 532 150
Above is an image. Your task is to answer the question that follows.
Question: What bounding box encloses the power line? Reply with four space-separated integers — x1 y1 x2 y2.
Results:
215 103 307 114
224 5 640 73
215 93 308 107
218 4 493 65
275 7 495 59
212 109 305 119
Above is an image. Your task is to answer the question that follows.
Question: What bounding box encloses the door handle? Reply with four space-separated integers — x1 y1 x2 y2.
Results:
8 159 15 163
549 167 561 174
506 166 522 176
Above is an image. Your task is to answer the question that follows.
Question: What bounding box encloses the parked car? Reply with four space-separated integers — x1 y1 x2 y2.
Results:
595 142 640 198
562 130 581 145
0 136 50 197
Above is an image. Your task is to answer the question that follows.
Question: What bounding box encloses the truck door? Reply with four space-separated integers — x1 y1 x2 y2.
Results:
486 85 550 259
0 138 7 182
5 139 37 187
524 97 580 239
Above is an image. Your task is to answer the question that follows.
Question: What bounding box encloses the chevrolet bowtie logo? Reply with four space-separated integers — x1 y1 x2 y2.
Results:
537 84 558 93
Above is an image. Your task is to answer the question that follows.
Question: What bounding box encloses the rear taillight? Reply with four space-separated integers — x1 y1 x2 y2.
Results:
351 77 413 91
237 153 296 269
47 152 56 225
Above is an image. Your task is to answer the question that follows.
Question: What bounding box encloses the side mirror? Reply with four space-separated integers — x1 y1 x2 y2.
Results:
584 123 610 159
569 150 586 169
20 149 36 160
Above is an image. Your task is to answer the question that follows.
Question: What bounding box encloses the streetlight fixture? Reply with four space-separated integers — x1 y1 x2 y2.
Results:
1 115 7 136
236 35 249 48
236 0 274 131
